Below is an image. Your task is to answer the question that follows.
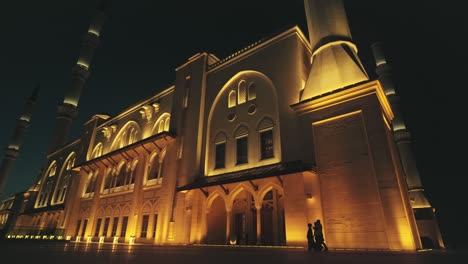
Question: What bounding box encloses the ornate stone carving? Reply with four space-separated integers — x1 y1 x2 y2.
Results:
101 125 116 141
152 102 160 113
139 105 154 122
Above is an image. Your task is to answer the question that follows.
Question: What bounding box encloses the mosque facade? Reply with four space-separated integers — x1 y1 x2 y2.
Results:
0 0 444 250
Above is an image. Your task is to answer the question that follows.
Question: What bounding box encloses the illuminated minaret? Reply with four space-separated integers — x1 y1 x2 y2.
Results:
301 0 369 100
372 42 445 248
47 0 108 153
0 86 39 196
371 42 431 208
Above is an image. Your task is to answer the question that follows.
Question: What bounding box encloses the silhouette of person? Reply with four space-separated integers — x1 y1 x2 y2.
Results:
313 219 328 252
306 223 314 251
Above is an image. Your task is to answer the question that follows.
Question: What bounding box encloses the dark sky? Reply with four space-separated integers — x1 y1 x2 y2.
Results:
0 0 465 249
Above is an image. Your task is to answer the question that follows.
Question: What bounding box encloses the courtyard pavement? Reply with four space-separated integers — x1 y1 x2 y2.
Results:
0 240 466 264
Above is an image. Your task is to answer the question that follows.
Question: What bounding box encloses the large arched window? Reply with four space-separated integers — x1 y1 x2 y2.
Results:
206 71 281 176
110 121 141 152
37 161 57 207
53 153 76 204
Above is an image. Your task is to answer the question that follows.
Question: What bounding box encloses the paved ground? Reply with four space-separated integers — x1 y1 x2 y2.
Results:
0 240 466 264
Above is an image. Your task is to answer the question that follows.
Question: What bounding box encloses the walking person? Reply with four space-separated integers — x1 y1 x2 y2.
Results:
313 219 328 252
306 223 315 251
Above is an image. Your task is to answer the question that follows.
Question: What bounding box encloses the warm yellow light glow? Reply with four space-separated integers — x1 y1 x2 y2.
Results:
8 144 19 150
167 221 175 240
293 80 394 123
77 61 89 70
312 41 357 59
20 115 30 122
382 113 391 131
88 28 100 37
376 59 386 67
63 97 78 107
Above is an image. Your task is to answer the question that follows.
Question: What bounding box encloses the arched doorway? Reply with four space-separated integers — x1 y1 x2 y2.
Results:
206 196 226 244
261 189 285 245
232 189 256 245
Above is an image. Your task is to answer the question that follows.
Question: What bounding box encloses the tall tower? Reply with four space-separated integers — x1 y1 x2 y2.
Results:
47 0 108 153
301 0 369 100
372 42 445 248
0 86 39 196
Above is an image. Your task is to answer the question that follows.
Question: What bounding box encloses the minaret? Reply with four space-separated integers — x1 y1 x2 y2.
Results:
0 86 39 196
371 42 430 208
47 0 108 153
372 42 445 248
301 0 369 100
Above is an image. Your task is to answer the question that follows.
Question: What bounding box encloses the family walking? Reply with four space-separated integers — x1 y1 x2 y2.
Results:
307 219 328 252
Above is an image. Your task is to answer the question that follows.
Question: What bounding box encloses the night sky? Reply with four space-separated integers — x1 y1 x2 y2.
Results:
0 0 465 249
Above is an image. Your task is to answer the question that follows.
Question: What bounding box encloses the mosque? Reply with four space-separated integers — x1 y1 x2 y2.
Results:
0 0 444 250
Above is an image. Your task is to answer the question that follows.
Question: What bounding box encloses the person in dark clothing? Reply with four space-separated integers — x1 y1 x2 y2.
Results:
313 219 328 252
306 223 314 251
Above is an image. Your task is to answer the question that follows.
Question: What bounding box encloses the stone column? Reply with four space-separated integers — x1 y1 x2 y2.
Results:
256 205 262 245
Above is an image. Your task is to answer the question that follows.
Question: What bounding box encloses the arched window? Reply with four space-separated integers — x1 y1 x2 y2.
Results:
115 162 127 187
85 170 98 194
91 143 103 159
213 132 227 169
153 113 171 134
234 126 249 165
110 121 141 151
228 90 237 108
147 150 165 185
238 80 247 104
54 154 76 204
104 169 114 191
148 154 160 181
248 82 256 100
37 161 57 207
258 117 275 160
